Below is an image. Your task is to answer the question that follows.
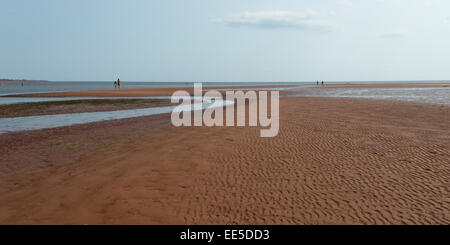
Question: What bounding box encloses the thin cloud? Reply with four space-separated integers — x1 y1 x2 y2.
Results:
379 32 407 39
339 0 353 7
215 10 332 32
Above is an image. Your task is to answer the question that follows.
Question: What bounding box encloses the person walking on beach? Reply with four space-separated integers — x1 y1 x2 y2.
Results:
321 80 324 86
316 80 319 86
117 78 121 89
114 80 117 89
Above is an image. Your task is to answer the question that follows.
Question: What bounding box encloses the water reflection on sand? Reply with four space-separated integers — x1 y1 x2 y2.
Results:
0 96 233 134
290 87 450 105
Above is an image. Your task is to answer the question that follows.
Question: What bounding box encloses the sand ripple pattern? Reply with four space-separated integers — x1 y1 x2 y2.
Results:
182 98 449 224
0 97 448 224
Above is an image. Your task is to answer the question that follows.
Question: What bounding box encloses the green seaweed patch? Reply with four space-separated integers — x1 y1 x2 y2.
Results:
14 181 24 186
0 98 164 105
104 141 116 147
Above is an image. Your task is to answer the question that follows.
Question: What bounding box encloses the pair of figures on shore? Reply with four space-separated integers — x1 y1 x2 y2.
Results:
316 80 324 86
114 78 121 89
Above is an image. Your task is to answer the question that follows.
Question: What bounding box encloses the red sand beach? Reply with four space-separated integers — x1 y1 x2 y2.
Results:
0 84 448 224
17 85 296 97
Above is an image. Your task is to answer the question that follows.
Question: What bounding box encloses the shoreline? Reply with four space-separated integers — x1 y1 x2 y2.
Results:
0 96 448 224
4 82 449 98
5 85 297 98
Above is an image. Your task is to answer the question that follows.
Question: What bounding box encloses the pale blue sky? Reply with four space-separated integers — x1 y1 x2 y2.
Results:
1 0 449 81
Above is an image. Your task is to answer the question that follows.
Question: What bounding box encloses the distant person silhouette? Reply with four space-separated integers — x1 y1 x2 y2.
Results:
321 80 324 86
114 81 117 89
117 78 121 89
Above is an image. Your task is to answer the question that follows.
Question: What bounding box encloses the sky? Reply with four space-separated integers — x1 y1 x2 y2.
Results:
1 0 449 82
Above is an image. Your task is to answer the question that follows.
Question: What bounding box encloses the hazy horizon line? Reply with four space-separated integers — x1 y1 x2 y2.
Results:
39 79 450 83
2 79 449 83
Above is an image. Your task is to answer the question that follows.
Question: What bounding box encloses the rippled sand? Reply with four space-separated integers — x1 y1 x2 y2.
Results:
0 96 448 224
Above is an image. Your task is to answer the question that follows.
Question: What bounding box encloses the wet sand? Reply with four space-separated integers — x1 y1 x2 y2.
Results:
7 83 449 98
12 85 297 98
0 94 448 224
320 82 450 88
0 99 173 118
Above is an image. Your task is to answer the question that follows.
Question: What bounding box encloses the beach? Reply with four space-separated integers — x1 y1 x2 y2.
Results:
0 83 448 224
11 85 296 97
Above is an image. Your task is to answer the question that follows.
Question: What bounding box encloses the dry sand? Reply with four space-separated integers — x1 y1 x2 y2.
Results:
0 92 448 224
